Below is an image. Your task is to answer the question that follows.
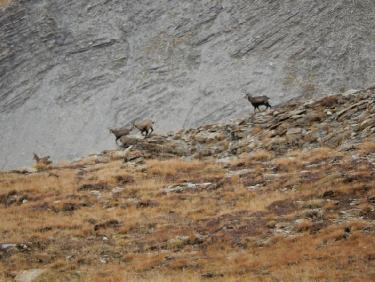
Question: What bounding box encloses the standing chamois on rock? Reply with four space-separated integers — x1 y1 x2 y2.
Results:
109 126 134 145
245 93 272 112
133 119 155 138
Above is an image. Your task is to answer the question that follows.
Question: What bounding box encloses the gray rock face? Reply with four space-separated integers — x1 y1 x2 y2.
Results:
1 0 374 169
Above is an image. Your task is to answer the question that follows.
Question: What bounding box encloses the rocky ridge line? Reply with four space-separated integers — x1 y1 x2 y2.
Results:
79 87 375 166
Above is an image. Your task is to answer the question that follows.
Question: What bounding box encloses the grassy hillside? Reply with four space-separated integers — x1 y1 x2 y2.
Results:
0 88 374 281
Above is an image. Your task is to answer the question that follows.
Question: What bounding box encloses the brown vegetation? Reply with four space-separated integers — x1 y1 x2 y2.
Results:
0 142 374 281
0 0 10 8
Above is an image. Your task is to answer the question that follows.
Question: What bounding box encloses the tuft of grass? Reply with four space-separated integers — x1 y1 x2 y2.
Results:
146 158 224 181
294 219 313 232
302 147 344 163
0 0 11 7
33 162 53 172
358 141 375 155
249 149 275 162
147 159 205 177
273 157 303 172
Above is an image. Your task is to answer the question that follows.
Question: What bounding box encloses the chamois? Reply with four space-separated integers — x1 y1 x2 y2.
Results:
33 153 52 166
109 126 133 145
245 94 272 112
133 119 154 137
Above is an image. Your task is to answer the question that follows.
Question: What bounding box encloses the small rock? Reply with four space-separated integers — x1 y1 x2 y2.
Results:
343 89 361 96
90 191 102 198
256 237 273 247
100 256 109 264
112 187 124 194
286 127 303 135
165 182 212 193
15 269 46 282
274 222 293 235
0 243 17 250
302 209 324 219
226 168 253 178
247 184 262 191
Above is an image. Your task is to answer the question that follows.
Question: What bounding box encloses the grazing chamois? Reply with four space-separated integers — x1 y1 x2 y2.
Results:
33 153 52 167
133 119 154 137
245 94 272 112
109 126 134 145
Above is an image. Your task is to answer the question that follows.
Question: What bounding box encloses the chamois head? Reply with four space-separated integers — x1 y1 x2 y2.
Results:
131 119 137 128
241 89 251 99
33 153 39 161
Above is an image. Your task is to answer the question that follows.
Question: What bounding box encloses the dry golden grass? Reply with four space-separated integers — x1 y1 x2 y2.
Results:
272 156 303 172
0 143 374 281
358 141 375 155
0 0 10 8
248 149 275 162
294 219 313 232
251 126 263 135
32 162 53 172
147 158 224 182
147 159 207 176
301 147 344 163
230 150 274 169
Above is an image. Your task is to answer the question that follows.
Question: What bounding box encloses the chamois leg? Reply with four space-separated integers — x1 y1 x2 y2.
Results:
266 102 272 110
145 128 152 138
142 129 149 138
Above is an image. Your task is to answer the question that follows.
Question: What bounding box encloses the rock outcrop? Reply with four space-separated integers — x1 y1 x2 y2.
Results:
81 87 375 165
1 0 374 169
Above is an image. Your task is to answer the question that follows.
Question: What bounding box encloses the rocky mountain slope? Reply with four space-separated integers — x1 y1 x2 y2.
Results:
1 0 375 169
0 89 374 281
